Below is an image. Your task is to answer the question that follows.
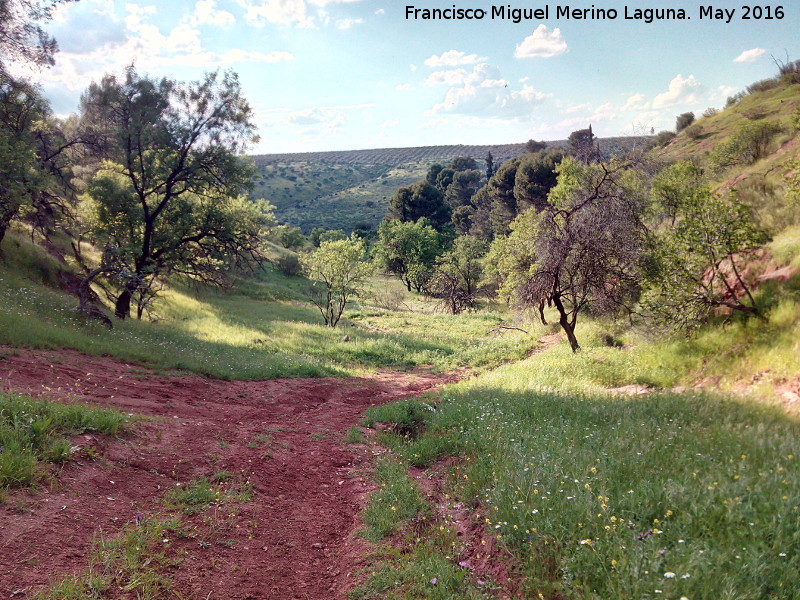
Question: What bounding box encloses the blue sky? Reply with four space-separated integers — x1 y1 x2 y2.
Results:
20 0 800 153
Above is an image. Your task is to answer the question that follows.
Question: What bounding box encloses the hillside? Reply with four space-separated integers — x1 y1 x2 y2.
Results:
250 137 648 232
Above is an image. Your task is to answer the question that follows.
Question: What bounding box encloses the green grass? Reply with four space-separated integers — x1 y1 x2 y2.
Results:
164 473 253 514
365 366 800 599
32 516 182 600
0 233 540 379
0 392 127 488
360 457 430 542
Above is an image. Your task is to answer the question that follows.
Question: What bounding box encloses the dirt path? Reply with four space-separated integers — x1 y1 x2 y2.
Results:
0 347 458 599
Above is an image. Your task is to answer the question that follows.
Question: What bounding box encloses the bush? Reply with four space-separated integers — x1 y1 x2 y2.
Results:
746 78 780 94
652 130 676 148
675 111 695 132
684 123 704 139
726 91 747 107
702 106 719 118
710 120 783 170
275 253 301 276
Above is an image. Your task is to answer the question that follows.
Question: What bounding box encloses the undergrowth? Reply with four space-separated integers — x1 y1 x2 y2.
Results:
0 392 127 488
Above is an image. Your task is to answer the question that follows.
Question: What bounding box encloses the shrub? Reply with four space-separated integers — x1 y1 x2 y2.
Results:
746 78 780 94
702 106 719 118
684 123 704 139
675 111 695 132
275 253 302 276
710 120 783 170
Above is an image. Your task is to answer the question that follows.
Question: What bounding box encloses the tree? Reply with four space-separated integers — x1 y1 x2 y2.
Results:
485 151 494 180
427 235 488 314
0 74 76 245
675 111 695 132
643 188 769 330
513 149 564 213
567 127 600 163
487 158 521 236
525 139 547 153
444 169 482 209
78 66 261 319
494 157 647 352
0 0 67 75
387 180 451 230
650 160 705 226
301 237 374 328
375 218 441 292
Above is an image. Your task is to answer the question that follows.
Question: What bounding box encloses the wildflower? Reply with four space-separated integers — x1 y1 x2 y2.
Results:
681 573 691 579
430 577 437 585
664 572 675 578
459 561 468 568
580 539 592 545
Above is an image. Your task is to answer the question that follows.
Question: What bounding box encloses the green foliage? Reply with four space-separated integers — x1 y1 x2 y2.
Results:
274 252 302 276
497 157 647 351
301 237 374 327
388 180 451 230
644 188 769 330
650 160 705 224
375 218 442 292
709 120 783 171
427 236 489 314
78 66 262 319
0 392 126 487
165 474 252 514
273 223 306 249
675 111 695 132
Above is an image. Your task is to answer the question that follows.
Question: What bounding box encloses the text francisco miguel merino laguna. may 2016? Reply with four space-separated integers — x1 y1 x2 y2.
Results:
404 5 785 24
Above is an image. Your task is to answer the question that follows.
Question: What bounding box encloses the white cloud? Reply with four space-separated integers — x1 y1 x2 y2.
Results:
515 25 567 58
734 48 766 63
191 0 235 25
236 0 362 27
424 50 486 67
565 103 590 114
429 63 550 118
652 74 703 109
396 83 413 91
622 93 649 111
288 107 344 127
374 8 384 14
33 2 293 95
711 84 738 102
424 69 468 86
410 64 417 72
335 17 363 29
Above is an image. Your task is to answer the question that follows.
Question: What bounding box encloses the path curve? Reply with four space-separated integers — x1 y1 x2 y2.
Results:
0 347 458 599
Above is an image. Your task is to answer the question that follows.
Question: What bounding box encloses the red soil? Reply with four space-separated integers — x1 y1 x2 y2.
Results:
0 346 458 599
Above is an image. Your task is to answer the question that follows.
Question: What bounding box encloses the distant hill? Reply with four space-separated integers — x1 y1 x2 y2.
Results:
249 137 648 232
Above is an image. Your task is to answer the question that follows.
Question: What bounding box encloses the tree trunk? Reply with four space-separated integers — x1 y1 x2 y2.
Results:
115 286 134 320
551 293 581 352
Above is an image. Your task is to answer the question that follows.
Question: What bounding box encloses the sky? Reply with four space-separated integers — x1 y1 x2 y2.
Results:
17 0 800 153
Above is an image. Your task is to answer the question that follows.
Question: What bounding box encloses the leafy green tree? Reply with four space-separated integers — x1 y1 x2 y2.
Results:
427 235 488 314
0 0 66 75
487 158 521 236
444 169 482 209
387 180 451 230
274 224 305 249
301 237 374 327
650 160 705 225
567 127 600 163
643 188 769 330
513 149 564 213
493 157 647 352
0 75 76 245
375 218 441 292
485 151 494 180
78 66 261 319
525 139 547 153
